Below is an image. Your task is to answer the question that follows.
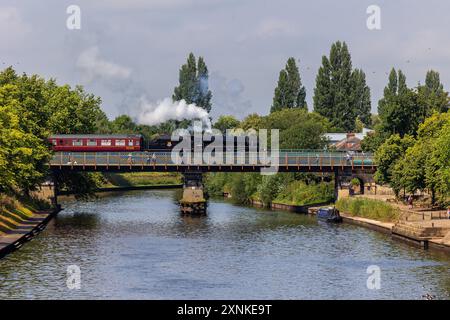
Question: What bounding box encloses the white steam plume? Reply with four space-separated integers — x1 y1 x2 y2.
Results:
137 97 211 130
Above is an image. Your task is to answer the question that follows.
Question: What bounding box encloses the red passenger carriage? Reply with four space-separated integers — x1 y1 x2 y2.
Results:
49 134 143 152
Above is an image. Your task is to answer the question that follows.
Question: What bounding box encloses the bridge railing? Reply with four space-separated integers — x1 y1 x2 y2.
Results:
51 151 375 168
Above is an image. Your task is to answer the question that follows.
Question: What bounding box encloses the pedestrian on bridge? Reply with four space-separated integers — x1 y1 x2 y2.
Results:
127 153 133 165
151 152 157 165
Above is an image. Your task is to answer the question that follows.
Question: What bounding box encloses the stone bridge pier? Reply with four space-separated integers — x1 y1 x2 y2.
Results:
179 172 207 215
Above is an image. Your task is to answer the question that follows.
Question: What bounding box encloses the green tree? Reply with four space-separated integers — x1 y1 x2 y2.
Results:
0 67 106 197
351 69 371 127
417 70 449 116
431 121 450 204
271 57 306 112
173 53 212 112
213 115 240 133
196 57 212 113
110 115 137 133
378 68 423 137
374 134 415 188
313 41 370 132
239 113 263 131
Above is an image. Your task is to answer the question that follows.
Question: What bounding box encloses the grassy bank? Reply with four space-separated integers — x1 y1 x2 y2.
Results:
335 197 400 222
273 180 335 206
102 172 182 188
0 195 42 235
205 172 334 207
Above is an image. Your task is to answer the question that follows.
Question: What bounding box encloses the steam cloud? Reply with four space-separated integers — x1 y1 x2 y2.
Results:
137 97 211 129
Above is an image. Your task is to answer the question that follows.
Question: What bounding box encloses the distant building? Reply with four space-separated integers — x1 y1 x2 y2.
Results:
325 128 373 151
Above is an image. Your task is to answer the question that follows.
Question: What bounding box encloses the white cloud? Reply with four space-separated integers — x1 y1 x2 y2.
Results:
255 18 298 38
237 18 300 43
76 46 132 82
0 7 30 46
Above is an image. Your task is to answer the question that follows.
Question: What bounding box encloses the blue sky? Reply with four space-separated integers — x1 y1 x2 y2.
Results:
2 0 450 121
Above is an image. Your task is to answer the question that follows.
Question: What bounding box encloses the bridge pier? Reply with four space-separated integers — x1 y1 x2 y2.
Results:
334 170 340 201
179 172 207 215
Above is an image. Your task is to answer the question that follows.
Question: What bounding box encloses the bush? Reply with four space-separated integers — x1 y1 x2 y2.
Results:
274 180 335 206
335 197 400 222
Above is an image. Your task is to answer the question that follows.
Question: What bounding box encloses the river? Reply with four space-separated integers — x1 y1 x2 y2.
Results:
0 189 449 300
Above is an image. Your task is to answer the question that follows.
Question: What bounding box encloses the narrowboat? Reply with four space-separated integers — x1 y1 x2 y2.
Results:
317 207 343 223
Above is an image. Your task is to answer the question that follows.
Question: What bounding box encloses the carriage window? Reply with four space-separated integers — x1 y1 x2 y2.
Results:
87 139 97 146
101 140 112 146
116 140 126 146
128 140 134 146
52 139 57 146
72 139 83 146
135 140 140 146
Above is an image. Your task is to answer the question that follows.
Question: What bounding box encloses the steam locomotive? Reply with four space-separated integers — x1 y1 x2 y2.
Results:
49 134 257 152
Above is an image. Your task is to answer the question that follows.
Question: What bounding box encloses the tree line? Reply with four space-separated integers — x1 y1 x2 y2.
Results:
1 41 449 205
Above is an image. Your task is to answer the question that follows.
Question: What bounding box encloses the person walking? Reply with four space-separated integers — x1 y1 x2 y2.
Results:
151 152 157 165
407 195 413 209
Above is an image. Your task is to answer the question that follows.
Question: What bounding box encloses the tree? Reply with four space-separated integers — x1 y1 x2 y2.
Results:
239 113 263 131
431 121 450 204
0 67 106 196
280 118 328 150
378 68 423 137
271 57 306 112
173 52 212 112
213 115 240 133
313 41 370 132
351 69 371 127
417 70 449 116
110 115 137 133
259 109 331 150
196 57 212 113
374 134 415 188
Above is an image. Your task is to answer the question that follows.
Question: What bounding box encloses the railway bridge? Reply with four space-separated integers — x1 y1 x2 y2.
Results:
49 150 376 213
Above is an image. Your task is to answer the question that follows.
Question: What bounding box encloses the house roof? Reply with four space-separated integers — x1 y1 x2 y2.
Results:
325 128 373 143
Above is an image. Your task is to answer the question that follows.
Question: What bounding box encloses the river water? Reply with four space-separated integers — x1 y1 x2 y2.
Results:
0 189 449 300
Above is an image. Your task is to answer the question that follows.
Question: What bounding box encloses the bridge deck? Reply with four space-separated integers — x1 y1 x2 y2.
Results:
50 151 376 173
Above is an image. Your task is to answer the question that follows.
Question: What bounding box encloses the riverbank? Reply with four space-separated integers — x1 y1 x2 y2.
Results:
0 196 61 259
58 184 182 196
246 193 450 254
102 172 181 188
334 197 450 253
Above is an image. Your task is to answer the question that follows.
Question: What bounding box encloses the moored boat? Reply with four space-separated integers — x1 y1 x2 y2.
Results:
317 207 343 223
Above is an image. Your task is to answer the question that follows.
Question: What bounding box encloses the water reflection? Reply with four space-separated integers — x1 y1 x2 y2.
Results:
0 189 449 300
